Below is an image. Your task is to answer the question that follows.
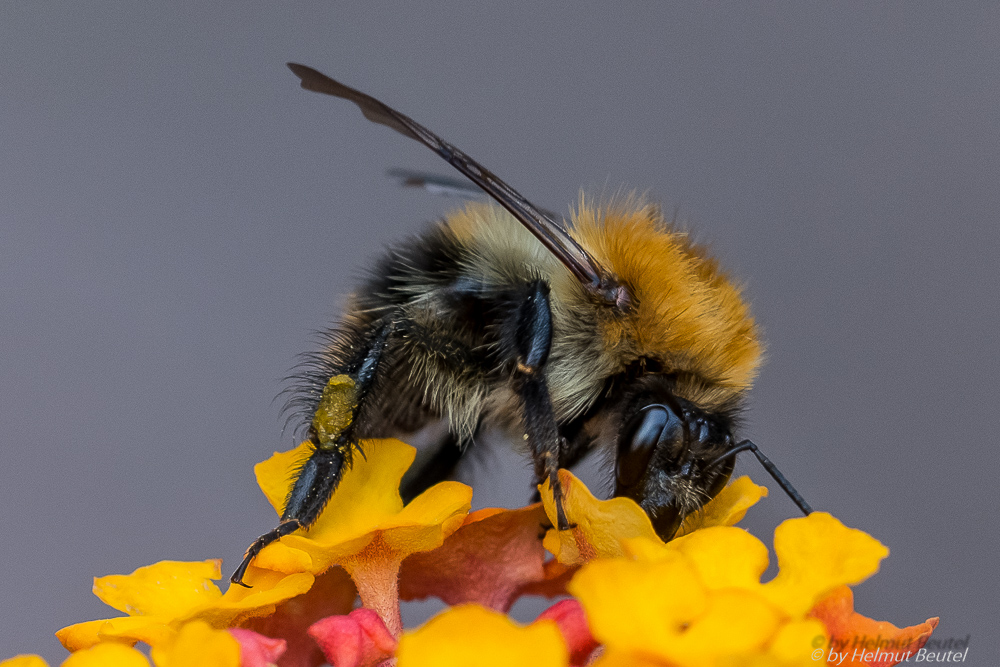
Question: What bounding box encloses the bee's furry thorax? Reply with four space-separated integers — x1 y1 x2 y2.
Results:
445 197 762 415
287 197 761 445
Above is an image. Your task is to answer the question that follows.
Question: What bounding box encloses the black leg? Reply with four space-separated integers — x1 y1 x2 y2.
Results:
399 430 467 504
231 319 394 587
503 281 571 530
229 518 302 587
519 374 570 530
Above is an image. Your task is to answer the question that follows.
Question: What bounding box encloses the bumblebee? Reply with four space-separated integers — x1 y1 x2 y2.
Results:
231 64 811 586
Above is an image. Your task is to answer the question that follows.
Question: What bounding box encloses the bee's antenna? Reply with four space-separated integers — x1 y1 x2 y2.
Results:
706 440 813 516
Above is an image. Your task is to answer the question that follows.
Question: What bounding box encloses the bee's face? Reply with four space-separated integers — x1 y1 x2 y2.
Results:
614 386 736 540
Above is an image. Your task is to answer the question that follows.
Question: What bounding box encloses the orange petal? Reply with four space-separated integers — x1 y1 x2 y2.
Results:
516 559 578 599
540 470 659 565
809 586 939 667
399 504 549 612
395 605 569 667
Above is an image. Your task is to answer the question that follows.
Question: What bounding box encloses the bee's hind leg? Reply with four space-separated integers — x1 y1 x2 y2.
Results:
230 320 394 587
501 280 572 531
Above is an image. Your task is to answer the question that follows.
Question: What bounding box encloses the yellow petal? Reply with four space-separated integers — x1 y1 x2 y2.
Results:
257 439 413 534
56 617 173 652
629 515 887 622
589 649 662 667
149 621 240 667
72 617 174 650
61 644 150 667
268 439 472 569
668 589 782 662
761 513 889 617
255 438 474 637
58 561 316 651
665 526 771 590
252 542 313 574
676 476 768 536
92 560 223 617
255 440 314 516
56 620 113 652
0 656 49 667
199 571 315 628
571 552 785 665
541 470 659 565
568 553 706 657
378 481 473 553
396 605 568 667
766 619 828 666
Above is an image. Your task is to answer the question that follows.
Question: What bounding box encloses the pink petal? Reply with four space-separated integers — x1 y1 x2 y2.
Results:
241 566 358 667
228 628 287 667
536 599 599 666
308 608 398 667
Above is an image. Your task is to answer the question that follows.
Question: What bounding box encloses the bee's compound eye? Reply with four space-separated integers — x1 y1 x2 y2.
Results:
617 405 680 488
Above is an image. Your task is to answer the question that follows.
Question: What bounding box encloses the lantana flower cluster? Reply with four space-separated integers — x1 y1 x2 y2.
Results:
5 437 937 667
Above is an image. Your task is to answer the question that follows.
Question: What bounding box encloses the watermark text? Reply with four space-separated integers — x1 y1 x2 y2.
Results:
810 635 971 663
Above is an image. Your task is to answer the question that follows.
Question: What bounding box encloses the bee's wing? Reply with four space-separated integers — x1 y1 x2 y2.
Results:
288 63 624 304
387 168 561 218
386 168 486 199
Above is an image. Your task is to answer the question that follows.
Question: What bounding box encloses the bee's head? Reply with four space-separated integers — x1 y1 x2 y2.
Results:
613 379 738 540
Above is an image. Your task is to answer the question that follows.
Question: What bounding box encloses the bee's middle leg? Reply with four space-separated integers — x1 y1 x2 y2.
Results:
399 428 468 503
503 280 571 530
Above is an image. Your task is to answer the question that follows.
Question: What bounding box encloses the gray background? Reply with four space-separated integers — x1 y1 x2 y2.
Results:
2 3 997 664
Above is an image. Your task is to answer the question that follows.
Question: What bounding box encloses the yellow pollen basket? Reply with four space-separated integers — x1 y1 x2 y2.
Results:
311 375 358 445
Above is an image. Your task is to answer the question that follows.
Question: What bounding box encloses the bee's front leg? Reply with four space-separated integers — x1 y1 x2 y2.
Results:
230 319 394 587
502 280 572 531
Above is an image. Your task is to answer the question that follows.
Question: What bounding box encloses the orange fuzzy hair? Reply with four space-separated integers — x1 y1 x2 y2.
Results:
570 196 763 408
